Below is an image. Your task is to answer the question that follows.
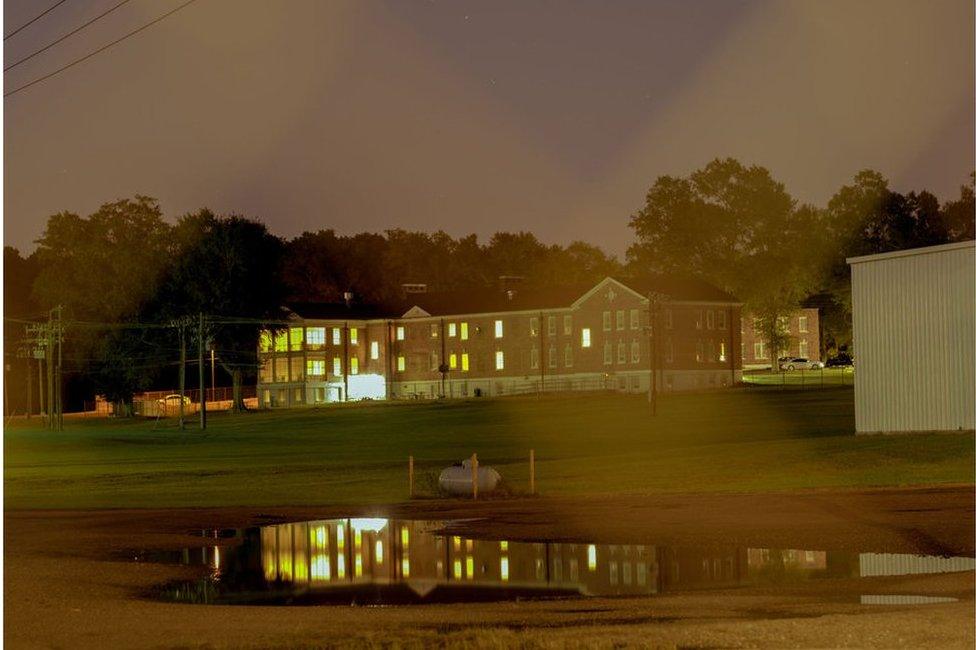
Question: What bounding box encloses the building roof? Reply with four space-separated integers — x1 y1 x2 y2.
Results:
284 276 738 321
846 240 975 265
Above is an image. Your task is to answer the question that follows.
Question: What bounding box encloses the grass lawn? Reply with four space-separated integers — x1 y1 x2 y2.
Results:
3 387 972 509
742 367 855 386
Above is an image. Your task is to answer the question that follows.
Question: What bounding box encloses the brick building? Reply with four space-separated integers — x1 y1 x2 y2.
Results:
738 308 821 369
257 277 743 407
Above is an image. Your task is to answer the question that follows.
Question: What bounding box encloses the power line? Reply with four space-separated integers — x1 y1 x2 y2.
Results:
5 0 134 72
4 0 70 41
4 0 201 99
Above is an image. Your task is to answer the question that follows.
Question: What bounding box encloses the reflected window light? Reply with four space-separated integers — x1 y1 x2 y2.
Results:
311 553 331 582
500 540 508 552
375 540 384 564
370 341 379 360
453 536 461 551
337 554 346 579
314 526 327 550
337 525 345 550
465 539 473 552
355 553 363 577
401 526 410 548
401 558 410 578
587 544 597 571
581 328 591 348
453 559 462 579
466 557 474 580
354 529 362 549
500 557 509 582
213 546 220 570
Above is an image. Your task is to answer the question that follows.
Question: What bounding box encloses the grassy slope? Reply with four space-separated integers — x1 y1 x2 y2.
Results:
3 388 972 509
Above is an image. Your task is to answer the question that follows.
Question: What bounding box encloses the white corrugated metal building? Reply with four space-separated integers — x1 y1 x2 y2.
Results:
848 241 975 434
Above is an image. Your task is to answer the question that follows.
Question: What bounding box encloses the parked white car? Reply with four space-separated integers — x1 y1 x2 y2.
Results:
780 358 824 371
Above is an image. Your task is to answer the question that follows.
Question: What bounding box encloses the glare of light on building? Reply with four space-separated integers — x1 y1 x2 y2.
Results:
587 544 597 571
347 375 386 400
500 557 509 582
337 555 346 579
337 524 345 550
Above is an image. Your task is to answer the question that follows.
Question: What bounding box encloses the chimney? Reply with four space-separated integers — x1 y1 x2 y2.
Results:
401 283 428 295
343 291 354 307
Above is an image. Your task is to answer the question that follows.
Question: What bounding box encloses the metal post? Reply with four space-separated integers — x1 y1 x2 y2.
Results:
408 455 414 498
178 323 186 430
471 453 478 500
56 306 63 431
529 449 535 495
198 313 206 430
210 348 216 403
26 354 32 419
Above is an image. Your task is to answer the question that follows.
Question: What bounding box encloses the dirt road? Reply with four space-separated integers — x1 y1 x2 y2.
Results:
4 485 974 648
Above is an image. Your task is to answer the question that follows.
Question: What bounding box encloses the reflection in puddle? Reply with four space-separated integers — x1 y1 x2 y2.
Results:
151 518 975 605
860 595 959 605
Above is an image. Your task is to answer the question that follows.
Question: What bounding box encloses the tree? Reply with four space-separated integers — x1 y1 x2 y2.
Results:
627 158 823 364
153 210 286 411
942 173 975 241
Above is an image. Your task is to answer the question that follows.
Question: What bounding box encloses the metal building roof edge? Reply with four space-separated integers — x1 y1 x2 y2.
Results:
846 240 975 265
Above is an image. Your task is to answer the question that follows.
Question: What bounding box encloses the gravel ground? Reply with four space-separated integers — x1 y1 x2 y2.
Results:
4 485 974 648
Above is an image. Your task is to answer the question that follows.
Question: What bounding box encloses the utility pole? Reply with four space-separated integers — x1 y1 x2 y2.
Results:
56 306 63 431
178 321 186 430
198 313 207 430
210 348 216 403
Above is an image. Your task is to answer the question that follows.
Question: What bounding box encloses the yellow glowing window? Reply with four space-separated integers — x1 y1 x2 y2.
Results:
396 326 405 341
401 526 410 548
306 327 325 346
494 319 504 338
333 358 342 376
719 341 727 362
460 322 468 340
500 557 509 581
461 353 469 372
259 330 273 352
349 328 358 345
581 328 591 348
449 353 457 369
397 355 406 372
375 540 384 564
307 359 325 376
332 328 341 345
274 331 288 352
350 357 359 375
355 553 363 577
313 526 328 549
311 553 331 582
402 558 410 577
500 541 508 552
453 559 462 579
337 555 346 578
448 322 457 337
337 526 345 549
289 327 303 350
587 544 597 571
466 556 474 580
370 341 379 360
495 351 504 370
354 529 362 549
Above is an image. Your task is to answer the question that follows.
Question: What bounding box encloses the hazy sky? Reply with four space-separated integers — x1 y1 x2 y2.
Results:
4 0 973 255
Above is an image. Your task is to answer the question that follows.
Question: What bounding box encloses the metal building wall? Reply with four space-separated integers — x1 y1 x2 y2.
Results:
849 241 975 434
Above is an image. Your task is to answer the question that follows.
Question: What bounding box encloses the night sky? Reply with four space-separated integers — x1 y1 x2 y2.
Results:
4 0 973 255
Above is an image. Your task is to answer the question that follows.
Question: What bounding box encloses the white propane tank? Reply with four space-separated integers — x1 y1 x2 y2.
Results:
438 459 501 495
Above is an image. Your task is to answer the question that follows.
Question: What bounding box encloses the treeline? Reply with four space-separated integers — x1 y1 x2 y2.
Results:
3 162 973 412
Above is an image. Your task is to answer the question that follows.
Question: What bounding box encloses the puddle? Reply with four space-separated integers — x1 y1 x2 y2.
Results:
146 517 975 606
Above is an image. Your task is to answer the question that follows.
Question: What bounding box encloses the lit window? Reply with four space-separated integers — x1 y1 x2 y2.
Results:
530 348 539 369
350 357 359 375
333 357 342 376
449 353 458 370
289 328 303 351
719 341 727 362
274 331 288 352
798 316 808 333
718 311 727 330
350 328 358 345
306 327 325 346
563 315 572 335
604 342 612 365
529 317 539 337
397 355 406 372
430 323 439 338
548 345 556 369
616 310 625 330
331 328 341 345
494 320 504 338
259 330 273 352
466 556 474 580
448 323 457 337
547 316 556 336
631 341 640 363
618 341 626 363
630 309 639 330
370 341 379 360
396 326 405 341
500 557 509 582
602 311 611 331
587 544 597 571
581 328 591 348
307 359 325 376
495 351 504 370
460 322 468 340
461 353 469 372
564 345 572 367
